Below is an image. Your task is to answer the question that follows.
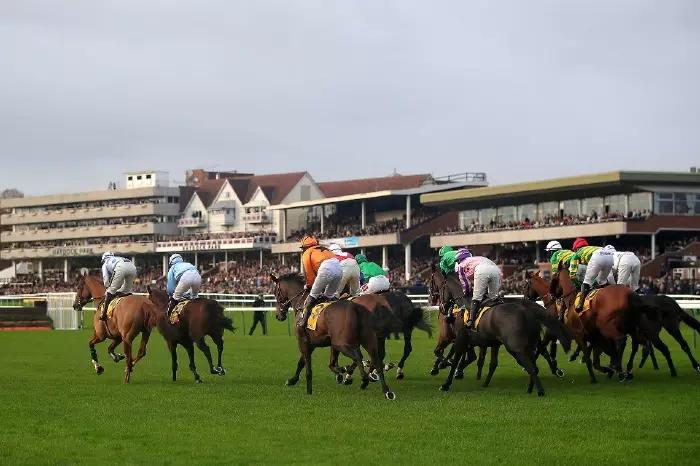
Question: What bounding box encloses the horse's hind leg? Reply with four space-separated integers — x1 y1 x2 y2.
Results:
510 349 545 396
475 345 486 380
286 355 305 386
482 345 500 388
169 342 178 382
211 332 226 375
107 336 125 363
581 343 598 384
132 330 150 367
363 335 395 400
538 339 562 377
569 343 582 362
650 334 677 377
395 328 413 379
329 347 345 384
89 333 105 375
123 337 134 384
195 337 217 374
184 342 203 384
665 324 700 372
626 334 641 373
338 345 369 389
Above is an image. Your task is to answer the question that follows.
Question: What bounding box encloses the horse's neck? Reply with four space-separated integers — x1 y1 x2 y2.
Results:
559 274 576 304
533 279 550 298
85 279 106 299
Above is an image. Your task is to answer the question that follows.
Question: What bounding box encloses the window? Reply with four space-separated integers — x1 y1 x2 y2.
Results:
517 204 537 222
655 193 674 214
137 175 142 180
628 192 651 213
605 195 626 215
497 206 516 223
146 174 152 179
695 194 700 215
300 185 311 201
537 202 558 220
582 197 603 218
480 208 497 225
459 210 478 229
561 199 580 216
674 193 692 214
128 176 133 181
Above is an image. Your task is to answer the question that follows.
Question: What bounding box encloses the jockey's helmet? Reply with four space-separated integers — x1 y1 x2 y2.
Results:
101 252 114 263
328 243 342 253
438 246 454 257
545 241 562 252
300 235 318 250
169 254 184 266
572 238 589 251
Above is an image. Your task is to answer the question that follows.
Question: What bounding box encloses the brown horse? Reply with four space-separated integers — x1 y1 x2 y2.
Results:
432 270 571 396
550 267 655 383
146 287 234 383
270 273 396 400
344 291 432 380
72 275 153 383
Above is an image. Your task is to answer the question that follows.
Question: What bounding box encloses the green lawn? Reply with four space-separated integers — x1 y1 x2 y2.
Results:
1 316 699 465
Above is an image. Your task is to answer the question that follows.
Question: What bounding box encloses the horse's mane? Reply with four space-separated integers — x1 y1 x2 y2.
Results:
278 272 304 283
444 274 466 299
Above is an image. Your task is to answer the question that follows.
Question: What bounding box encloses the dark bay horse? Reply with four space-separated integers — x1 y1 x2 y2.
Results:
550 267 655 383
432 270 571 396
349 291 432 380
72 275 152 383
270 273 396 400
147 288 234 383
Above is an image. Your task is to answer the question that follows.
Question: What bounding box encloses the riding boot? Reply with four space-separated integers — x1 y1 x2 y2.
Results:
576 283 591 313
100 292 114 321
298 296 319 328
167 298 179 317
466 300 482 330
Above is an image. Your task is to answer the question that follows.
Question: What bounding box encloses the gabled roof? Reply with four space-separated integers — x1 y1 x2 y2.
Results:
318 174 432 198
247 172 307 204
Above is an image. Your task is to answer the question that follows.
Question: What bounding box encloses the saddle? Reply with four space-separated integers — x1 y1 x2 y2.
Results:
99 295 130 319
574 288 601 315
463 305 493 330
169 299 190 325
307 301 334 331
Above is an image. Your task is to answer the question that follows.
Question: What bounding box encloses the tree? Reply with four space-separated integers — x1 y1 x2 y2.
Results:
1 189 24 199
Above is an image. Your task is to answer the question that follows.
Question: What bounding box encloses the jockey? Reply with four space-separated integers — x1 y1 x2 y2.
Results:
328 243 361 297
613 250 642 291
356 254 391 294
454 248 503 329
99 252 137 321
299 235 343 327
438 245 459 276
570 238 616 312
545 240 577 278
166 254 202 316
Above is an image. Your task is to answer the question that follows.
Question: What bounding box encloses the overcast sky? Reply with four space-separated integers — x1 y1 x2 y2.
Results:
1 0 699 195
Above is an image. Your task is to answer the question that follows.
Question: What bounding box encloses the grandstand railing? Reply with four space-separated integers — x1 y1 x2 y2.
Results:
1 293 699 343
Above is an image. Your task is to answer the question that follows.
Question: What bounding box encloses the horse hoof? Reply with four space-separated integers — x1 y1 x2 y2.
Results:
555 369 565 378
335 373 344 384
455 372 464 380
385 391 396 401
537 391 545 397
285 378 298 386
439 384 450 392
343 376 353 386
430 368 439 376
218 367 226 376
396 371 404 380
360 380 369 390
617 373 627 382
384 363 396 371
369 371 379 382
626 372 634 381
195 379 203 384
96 366 104 375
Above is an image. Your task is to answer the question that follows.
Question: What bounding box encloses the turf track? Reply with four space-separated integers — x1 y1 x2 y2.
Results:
1 314 699 465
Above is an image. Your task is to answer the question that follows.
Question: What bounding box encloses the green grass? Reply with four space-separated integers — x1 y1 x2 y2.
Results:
1 316 699 465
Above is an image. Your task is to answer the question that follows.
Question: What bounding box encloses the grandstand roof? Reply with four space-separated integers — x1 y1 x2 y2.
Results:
318 174 432 198
421 170 700 209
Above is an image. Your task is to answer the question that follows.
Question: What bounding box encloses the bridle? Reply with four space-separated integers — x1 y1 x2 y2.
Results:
273 281 307 318
73 279 98 310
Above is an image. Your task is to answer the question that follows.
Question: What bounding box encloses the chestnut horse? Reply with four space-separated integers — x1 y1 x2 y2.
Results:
550 267 655 383
432 271 571 396
270 273 395 400
146 287 234 383
72 275 153 383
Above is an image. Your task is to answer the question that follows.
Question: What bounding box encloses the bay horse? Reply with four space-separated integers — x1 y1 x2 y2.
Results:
146 287 234 383
270 273 396 400
432 270 571 396
72 275 153 383
550 266 655 383
345 291 432 380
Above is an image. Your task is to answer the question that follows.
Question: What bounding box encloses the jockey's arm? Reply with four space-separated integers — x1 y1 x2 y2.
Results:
101 263 110 288
166 267 176 296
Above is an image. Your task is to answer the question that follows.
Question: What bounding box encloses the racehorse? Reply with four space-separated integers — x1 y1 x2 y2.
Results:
270 273 396 400
345 291 432 380
550 266 655 383
146 287 234 383
432 270 571 396
635 294 700 374
72 275 153 383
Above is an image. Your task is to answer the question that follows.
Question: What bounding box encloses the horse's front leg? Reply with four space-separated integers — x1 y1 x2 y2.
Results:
131 330 150 367
184 341 202 384
89 333 105 375
286 354 305 387
107 336 125 363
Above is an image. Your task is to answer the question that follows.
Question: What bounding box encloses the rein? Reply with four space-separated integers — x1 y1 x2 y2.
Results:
275 284 307 316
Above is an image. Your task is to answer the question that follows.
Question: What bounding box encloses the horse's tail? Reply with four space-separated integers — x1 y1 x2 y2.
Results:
628 292 658 323
665 296 700 332
529 304 572 353
414 309 433 338
210 301 235 333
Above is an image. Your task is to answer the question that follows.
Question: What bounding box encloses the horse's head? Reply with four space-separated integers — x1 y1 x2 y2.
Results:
144 285 168 327
550 264 566 298
524 270 545 301
73 275 96 311
428 266 443 306
270 273 305 322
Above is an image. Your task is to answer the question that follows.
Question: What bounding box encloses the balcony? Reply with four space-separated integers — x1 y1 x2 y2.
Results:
1 222 177 243
0 242 156 260
178 217 206 228
242 212 271 224
1 203 180 226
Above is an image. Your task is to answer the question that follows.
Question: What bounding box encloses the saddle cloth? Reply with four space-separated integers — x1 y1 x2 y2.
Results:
574 288 602 315
464 305 493 330
307 301 334 331
170 300 190 325
99 295 128 319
